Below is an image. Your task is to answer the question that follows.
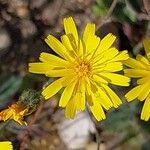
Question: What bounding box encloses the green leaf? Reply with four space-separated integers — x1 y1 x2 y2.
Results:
101 101 138 132
0 75 23 106
93 5 107 17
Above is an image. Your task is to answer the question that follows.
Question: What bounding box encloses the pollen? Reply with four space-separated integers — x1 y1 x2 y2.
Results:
74 60 91 77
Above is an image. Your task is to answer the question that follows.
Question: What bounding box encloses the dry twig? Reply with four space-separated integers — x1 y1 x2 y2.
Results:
97 0 118 29
20 102 44 150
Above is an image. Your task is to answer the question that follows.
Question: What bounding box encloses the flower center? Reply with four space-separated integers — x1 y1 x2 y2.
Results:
75 60 91 77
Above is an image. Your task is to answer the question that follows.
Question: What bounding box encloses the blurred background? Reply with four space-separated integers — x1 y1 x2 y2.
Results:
0 0 150 149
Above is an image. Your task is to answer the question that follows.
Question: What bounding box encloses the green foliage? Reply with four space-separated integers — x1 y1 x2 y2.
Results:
93 0 107 16
20 74 47 91
127 0 142 12
102 101 138 132
0 75 23 106
93 0 138 23
140 120 150 133
142 139 150 150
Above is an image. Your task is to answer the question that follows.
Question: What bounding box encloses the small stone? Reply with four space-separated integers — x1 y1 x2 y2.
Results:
0 28 11 51
20 20 37 38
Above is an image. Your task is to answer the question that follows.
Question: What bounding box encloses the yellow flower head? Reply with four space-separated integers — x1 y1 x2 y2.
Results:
29 17 130 121
124 38 150 121
0 103 28 125
0 141 13 150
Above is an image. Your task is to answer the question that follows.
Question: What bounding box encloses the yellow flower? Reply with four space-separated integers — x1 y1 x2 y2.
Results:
0 103 28 125
124 38 150 121
0 141 13 150
29 17 130 121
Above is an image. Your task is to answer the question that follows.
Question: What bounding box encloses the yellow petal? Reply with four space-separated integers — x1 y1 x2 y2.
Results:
63 17 78 43
125 85 141 101
78 39 84 56
29 63 53 74
3 111 12 121
110 50 129 62
0 141 13 150
101 84 122 108
86 93 93 106
85 35 100 54
97 33 116 53
46 69 73 77
61 76 76 88
96 87 113 110
93 48 118 66
72 79 86 111
14 118 26 126
103 47 119 59
136 54 150 65
137 77 148 84
75 93 85 111
42 78 63 99
93 74 108 84
90 101 106 121
124 69 149 78
141 96 150 121
88 80 113 110
80 78 86 110
65 98 76 119
2 110 11 121
124 58 146 69
138 83 150 101
39 52 69 66
59 80 77 107
83 23 95 42
61 34 78 58
67 33 78 52
99 73 130 86
143 38 150 60
80 90 86 111
61 34 73 51
88 80 98 94
103 62 123 72
45 35 69 60
85 78 94 106
82 23 100 54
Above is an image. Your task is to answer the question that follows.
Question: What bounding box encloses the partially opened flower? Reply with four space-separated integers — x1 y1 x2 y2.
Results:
0 141 13 150
124 38 150 121
0 103 28 125
29 17 130 121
